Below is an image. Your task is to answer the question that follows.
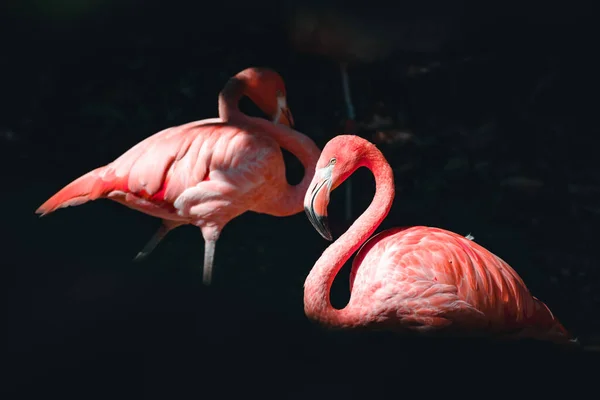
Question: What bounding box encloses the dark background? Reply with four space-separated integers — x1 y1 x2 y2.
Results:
2 0 599 397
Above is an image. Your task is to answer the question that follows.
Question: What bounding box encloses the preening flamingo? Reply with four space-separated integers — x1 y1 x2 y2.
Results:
303 134 574 344
36 67 321 285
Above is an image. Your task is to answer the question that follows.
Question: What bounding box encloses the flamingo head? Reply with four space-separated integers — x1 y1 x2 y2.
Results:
304 135 365 240
238 67 295 128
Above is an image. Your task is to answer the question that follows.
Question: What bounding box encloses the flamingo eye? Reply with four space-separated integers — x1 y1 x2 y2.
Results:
329 157 337 165
276 89 283 97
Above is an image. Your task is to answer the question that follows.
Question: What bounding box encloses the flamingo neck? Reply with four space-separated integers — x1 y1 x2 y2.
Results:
218 76 321 216
246 117 321 216
218 77 245 122
304 144 395 328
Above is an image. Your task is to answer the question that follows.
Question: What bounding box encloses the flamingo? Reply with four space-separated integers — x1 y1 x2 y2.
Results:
303 134 575 344
36 67 321 285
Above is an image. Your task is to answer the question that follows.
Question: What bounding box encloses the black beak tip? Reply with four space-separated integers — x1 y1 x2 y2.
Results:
304 206 333 241
316 222 333 241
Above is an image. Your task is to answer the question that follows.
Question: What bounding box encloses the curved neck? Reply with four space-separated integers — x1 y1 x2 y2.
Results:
304 145 395 328
218 77 245 122
247 117 321 216
217 76 321 216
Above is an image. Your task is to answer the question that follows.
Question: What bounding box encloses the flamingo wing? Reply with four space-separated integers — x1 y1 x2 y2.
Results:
36 119 282 223
349 226 569 339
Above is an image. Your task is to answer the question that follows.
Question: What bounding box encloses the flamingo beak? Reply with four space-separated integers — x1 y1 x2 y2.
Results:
274 96 294 128
274 106 294 128
304 166 334 241
282 107 295 128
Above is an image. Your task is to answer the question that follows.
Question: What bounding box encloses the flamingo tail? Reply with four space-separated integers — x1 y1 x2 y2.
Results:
35 167 110 216
531 297 576 346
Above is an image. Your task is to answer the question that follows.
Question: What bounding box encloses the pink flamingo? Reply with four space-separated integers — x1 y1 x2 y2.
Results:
303 134 574 344
36 67 321 285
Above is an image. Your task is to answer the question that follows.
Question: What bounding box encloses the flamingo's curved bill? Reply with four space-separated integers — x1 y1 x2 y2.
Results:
304 165 334 241
282 107 294 128
274 96 295 128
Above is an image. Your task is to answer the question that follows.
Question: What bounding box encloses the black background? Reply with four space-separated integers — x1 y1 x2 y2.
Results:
3 0 599 397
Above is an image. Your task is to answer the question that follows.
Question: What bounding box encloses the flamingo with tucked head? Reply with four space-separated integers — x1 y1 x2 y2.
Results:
36 67 321 285
303 134 574 344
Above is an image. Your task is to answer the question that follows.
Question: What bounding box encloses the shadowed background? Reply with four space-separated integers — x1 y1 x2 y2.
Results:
2 0 599 397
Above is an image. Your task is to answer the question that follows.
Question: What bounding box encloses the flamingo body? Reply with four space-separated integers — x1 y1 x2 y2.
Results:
348 226 568 340
39 122 286 229
303 135 573 344
37 67 321 285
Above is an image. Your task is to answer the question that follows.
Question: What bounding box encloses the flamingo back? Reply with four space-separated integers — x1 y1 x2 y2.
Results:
348 226 570 341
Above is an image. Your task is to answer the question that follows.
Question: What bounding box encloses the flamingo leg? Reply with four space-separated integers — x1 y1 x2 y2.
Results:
133 219 182 262
202 237 217 286
340 62 355 221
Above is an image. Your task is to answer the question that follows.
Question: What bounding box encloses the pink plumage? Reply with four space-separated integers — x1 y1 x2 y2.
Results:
303 134 573 344
36 67 321 285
